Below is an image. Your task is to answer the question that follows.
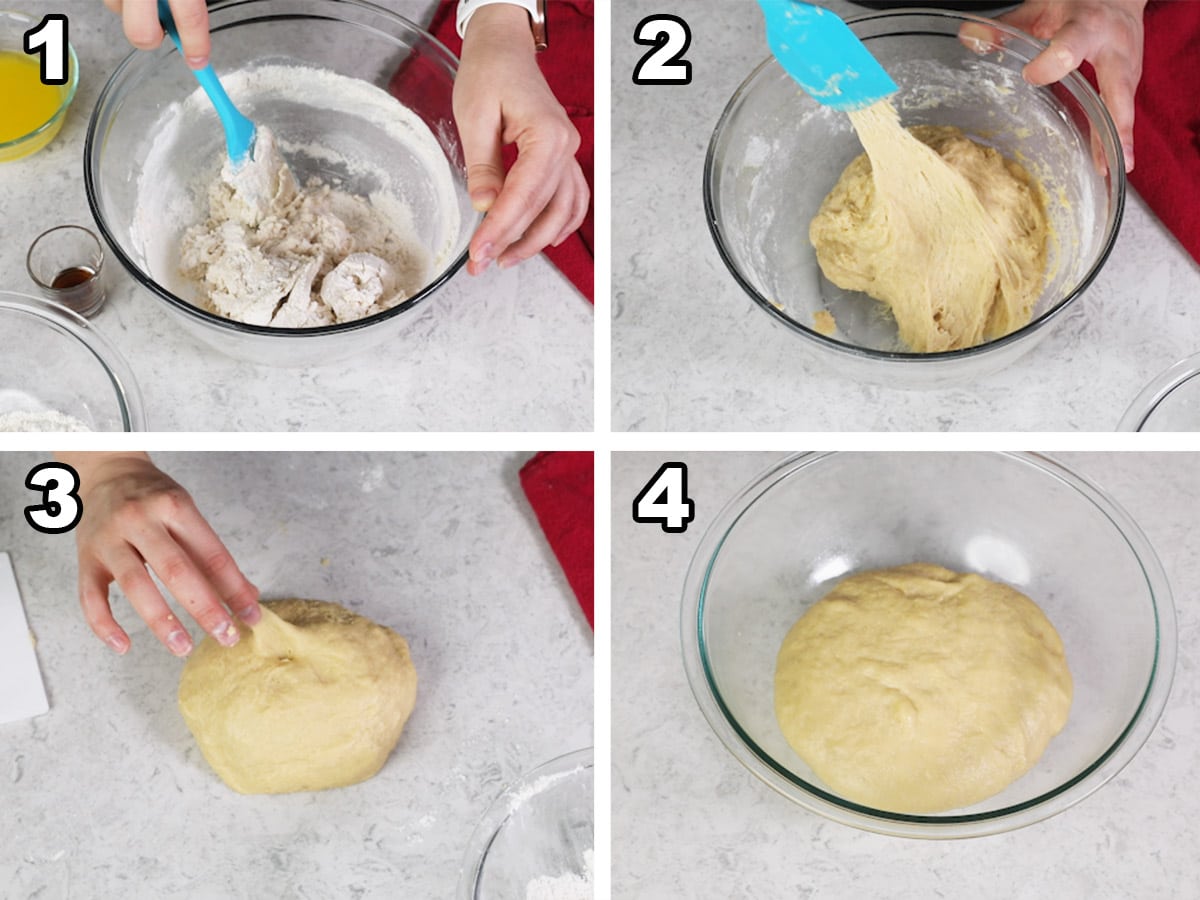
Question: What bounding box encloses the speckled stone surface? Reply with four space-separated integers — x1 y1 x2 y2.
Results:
611 0 1200 431
0 1 592 432
0 451 592 898
613 451 1199 897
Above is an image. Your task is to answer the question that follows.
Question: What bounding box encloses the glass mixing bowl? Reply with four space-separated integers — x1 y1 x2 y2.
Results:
459 747 594 900
1118 352 1200 431
85 0 479 367
0 10 79 163
682 453 1175 837
705 11 1124 388
0 293 145 431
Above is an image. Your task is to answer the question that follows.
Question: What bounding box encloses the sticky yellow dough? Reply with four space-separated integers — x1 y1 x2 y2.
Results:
774 564 1071 814
809 102 1049 352
178 599 417 795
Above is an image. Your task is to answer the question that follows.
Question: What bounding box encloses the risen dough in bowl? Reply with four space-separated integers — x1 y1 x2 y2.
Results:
774 563 1071 813
178 599 417 794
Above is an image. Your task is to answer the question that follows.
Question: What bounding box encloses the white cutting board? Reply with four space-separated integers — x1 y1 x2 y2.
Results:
0 552 50 725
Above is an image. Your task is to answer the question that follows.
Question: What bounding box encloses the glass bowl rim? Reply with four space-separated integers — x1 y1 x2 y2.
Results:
82 0 480 339
1117 350 1200 432
457 746 594 899
0 292 146 431
680 451 1176 838
702 8 1126 364
0 10 80 153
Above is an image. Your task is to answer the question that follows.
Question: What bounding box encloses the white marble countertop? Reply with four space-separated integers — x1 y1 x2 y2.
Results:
612 451 1199 897
0 1 592 432
611 0 1200 432
0 451 593 898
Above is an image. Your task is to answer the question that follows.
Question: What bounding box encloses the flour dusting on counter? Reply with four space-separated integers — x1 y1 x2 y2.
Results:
133 64 462 328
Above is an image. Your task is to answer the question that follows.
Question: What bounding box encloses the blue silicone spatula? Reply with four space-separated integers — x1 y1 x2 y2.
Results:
157 0 256 165
756 0 897 112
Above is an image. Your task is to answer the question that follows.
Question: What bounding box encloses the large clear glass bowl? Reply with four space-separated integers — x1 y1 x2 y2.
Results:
682 453 1175 837
1117 352 1200 431
0 294 145 431
704 11 1124 388
85 0 479 367
458 747 594 899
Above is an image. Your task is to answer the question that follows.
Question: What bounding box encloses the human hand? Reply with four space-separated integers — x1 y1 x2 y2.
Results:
964 0 1146 172
58 452 260 657
104 0 211 69
455 5 590 274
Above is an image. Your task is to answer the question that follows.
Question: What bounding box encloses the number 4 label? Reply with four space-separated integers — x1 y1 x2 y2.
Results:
632 462 695 534
633 15 692 85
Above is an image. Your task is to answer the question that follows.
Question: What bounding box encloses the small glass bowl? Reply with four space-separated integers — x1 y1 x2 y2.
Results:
0 11 79 162
1117 352 1200 431
459 747 594 899
0 293 145 431
682 452 1175 837
704 10 1124 387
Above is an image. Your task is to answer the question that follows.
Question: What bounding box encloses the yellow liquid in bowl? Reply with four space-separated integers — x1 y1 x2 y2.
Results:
0 51 68 160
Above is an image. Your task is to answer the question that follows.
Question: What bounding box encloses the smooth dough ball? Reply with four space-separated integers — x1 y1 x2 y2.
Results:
178 599 417 795
774 563 1071 813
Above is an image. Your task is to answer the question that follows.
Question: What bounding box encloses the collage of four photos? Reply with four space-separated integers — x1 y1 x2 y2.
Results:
3 0 1200 897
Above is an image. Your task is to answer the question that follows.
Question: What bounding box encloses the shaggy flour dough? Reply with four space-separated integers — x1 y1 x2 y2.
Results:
810 102 1048 352
178 599 417 794
774 563 1071 813
179 128 424 327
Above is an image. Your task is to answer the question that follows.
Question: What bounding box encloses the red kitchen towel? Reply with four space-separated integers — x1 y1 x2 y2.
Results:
1124 0 1200 265
391 0 595 302
520 451 594 629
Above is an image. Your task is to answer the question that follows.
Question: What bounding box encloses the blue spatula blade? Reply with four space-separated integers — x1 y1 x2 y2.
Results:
157 0 256 164
758 0 898 112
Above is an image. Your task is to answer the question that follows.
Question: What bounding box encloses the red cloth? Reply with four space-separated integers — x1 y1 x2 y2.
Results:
519 451 594 629
391 0 594 302
1126 1 1200 265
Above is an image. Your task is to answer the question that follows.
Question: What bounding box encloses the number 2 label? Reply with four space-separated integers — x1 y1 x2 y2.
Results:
632 462 695 534
633 15 693 86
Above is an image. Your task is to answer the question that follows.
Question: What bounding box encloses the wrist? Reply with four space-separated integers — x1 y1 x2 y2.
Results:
462 4 536 52
56 451 152 493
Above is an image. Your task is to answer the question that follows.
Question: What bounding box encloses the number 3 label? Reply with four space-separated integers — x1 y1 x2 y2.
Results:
24 463 82 535
632 462 695 533
633 15 693 85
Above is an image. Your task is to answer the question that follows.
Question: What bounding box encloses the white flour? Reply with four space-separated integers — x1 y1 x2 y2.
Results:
133 63 461 328
525 849 594 900
0 411 91 432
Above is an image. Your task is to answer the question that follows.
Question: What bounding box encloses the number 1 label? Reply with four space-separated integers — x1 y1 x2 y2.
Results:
24 14 70 86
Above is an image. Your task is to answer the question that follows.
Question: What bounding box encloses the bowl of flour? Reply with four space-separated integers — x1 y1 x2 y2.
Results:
85 0 478 367
0 294 145 432
459 748 594 900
